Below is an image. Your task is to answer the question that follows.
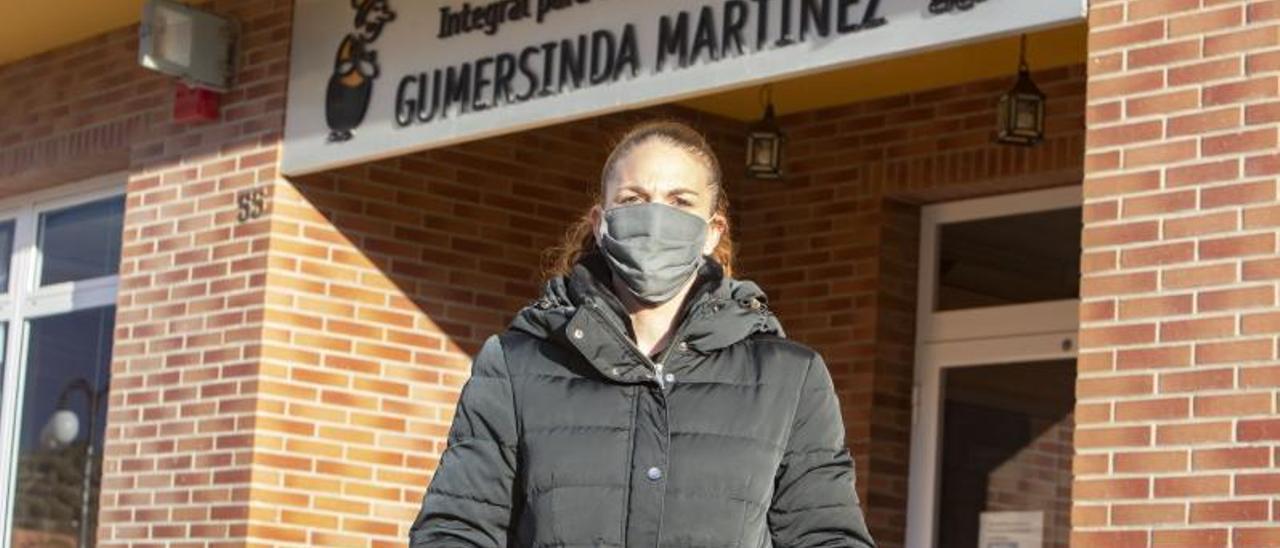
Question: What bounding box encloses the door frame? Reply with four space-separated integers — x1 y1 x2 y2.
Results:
904 185 1082 548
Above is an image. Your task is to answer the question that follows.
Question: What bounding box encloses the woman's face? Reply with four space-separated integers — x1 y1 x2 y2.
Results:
592 139 726 256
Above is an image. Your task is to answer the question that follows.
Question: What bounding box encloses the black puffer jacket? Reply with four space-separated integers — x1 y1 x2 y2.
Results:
409 253 876 547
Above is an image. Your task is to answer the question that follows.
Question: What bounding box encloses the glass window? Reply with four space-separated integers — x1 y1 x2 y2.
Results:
0 323 6 400
934 206 1082 311
0 221 14 294
936 359 1076 548
10 307 114 548
38 196 125 286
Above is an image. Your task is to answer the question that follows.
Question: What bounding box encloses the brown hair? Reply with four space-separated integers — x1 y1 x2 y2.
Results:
541 119 735 279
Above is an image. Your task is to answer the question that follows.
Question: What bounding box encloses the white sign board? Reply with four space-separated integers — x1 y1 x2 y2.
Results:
282 0 1085 175
978 510 1044 548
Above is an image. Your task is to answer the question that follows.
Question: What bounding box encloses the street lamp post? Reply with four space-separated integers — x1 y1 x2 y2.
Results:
40 377 109 548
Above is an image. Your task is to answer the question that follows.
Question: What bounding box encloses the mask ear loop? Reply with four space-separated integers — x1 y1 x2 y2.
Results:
594 208 608 249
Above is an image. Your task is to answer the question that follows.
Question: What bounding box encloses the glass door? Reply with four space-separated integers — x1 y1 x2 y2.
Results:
905 185 1082 548
935 359 1075 548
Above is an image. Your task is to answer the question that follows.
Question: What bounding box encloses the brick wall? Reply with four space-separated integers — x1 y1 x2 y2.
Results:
115 0 293 542
0 10 149 197
109 0 293 544
1075 0 1280 545
0 0 295 545
738 62 1086 547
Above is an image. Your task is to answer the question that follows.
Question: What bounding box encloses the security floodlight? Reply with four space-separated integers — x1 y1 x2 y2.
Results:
138 0 239 92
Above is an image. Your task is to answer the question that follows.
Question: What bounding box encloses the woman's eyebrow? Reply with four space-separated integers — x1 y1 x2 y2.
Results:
667 188 701 197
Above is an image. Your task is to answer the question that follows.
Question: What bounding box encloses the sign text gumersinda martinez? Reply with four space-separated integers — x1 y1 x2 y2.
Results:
281 0 1085 175
395 0 884 126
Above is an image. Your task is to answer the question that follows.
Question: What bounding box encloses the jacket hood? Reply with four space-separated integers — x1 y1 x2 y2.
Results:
510 252 785 361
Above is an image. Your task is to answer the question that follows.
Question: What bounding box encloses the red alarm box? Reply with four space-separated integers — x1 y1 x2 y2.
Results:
173 82 221 123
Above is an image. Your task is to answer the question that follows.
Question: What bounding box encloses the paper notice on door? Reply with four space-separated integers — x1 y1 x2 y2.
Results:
978 510 1044 548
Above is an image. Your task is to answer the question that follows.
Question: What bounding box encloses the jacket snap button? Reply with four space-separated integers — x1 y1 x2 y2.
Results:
678 341 688 352
646 466 662 481
663 373 675 384
572 328 584 339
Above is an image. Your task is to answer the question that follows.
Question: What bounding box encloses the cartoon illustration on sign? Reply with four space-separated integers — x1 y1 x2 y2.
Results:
325 0 396 143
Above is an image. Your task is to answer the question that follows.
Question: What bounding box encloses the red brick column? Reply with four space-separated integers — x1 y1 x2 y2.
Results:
99 0 292 544
1075 1 1280 545
0 0 293 543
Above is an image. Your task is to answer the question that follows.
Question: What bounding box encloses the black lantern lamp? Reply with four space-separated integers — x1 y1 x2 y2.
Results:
996 34 1045 146
747 85 785 180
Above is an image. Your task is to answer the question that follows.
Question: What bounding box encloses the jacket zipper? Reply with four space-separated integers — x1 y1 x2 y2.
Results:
587 304 664 387
584 299 710 548
619 383 641 544
652 316 693 390
651 295 723 385
586 302 699 390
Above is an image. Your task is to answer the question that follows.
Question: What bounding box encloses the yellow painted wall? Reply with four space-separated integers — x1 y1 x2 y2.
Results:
0 0 198 65
2 1 1085 121
679 23 1087 120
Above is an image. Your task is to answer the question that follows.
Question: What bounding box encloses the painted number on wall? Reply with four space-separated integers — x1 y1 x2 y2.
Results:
237 187 269 222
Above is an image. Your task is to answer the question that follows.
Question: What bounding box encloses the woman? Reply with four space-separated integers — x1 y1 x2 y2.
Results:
408 120 876 547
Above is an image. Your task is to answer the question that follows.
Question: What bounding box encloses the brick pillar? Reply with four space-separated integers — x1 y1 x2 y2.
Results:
99 0 292 544
1076 1 1280 545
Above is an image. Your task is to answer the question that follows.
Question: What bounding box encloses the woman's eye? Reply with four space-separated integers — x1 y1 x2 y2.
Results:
619 195 640 204
673 198 692 207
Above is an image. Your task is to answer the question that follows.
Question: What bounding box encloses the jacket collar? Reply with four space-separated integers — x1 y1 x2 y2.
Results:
509 251 785 381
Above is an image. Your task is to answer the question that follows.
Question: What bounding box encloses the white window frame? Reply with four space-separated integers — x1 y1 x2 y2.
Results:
0 172 127 546
904 184 1081 548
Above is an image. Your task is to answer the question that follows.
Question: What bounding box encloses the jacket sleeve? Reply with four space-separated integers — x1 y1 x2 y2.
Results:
408 334 520 547
768 352 877 547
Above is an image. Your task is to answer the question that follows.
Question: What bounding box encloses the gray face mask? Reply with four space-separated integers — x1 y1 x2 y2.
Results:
596 202 710 305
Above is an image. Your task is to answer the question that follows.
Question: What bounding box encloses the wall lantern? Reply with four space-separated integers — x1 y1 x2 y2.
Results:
995 34 1045 146
138 0 239 122
747 85 785 180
